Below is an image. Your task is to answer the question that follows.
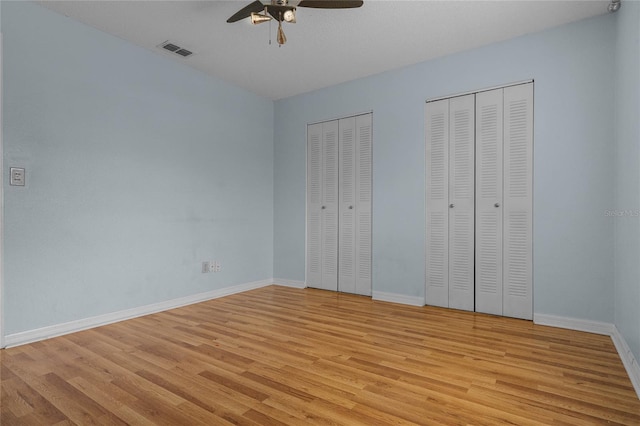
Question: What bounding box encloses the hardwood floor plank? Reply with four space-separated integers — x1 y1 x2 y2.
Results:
1 377 69 424
242 407 292 426
2 286 639 425
198 369 270 402
67 377 155 426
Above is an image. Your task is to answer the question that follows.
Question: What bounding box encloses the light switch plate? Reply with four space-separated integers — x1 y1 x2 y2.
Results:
10 168 25 186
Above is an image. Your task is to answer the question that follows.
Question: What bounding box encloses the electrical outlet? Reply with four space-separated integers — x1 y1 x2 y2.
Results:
210 260 221 273
201 261 210 273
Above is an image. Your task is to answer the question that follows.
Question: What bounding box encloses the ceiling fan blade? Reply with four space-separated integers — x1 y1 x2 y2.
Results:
297 0 363 9
227 0 266 23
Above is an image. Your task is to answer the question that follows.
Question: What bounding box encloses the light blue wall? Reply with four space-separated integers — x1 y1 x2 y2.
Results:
2 2 274 335
614 0 640 364
2 1 626 338
274 14 617 322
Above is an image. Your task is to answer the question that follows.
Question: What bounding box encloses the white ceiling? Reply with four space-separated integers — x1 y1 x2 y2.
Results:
39 0 611 100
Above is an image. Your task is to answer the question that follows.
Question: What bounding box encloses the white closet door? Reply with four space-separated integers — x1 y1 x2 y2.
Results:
425 99 450 307
503 83 533 320
339 117 357 293
321 120 339 291
355 113 372 296
306 123 323 289
308 114 372 295
475 89 504 316
448 95 475 311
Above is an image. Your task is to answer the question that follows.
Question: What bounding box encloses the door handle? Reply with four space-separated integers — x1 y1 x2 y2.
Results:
321 206 326 209
449 204 454 208
494 203 500 208
349 205 353 209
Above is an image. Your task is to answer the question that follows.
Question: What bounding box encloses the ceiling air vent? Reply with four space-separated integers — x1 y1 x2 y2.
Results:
158 41 194 58
175 48 193 57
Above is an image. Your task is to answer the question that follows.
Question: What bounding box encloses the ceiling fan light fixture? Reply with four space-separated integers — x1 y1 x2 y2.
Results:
250 12 272 24
283 9 296 23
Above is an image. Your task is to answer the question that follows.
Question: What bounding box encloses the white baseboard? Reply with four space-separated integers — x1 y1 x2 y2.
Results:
611 326 640 398
372 291 425 307
533 313 614 335
4 279 272 348
272 278 306 289
534 313 640 399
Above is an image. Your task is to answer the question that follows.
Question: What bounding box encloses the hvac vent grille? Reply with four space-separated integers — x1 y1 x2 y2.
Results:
175 49 193 57
158 41 194 58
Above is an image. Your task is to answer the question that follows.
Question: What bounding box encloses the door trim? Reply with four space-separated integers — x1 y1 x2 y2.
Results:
426 79 533 104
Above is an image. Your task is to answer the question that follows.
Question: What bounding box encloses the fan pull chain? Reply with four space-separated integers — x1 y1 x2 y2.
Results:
277 12 286 46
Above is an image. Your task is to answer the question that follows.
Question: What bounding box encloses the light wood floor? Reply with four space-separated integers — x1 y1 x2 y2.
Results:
1 286 639 425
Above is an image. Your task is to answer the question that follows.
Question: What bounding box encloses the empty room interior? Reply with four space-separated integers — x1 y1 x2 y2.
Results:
1 0 640 424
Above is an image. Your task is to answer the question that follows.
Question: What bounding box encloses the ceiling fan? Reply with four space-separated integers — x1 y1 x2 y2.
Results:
227 0 364 46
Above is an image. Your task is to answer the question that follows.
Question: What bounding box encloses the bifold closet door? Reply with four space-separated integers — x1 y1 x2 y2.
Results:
447 95 475 311
339 114 372 296
425 99 450 308
307 114 372 295
306 121 339 291
475 84 533 320
427 82 533 320
475 88 504 316
502 84 533 320
426 95 475 311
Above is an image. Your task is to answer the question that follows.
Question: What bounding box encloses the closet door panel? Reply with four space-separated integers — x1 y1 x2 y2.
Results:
475 89 504 316
306 123 324 289
503 83 533 320
321 120 340 291
339 117 357 294
448 95 475 311
308 121 339 291
425 99 450 307
355 113 373 296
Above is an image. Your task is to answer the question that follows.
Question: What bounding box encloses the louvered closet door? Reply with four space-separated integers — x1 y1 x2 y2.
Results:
321 120 339 291
425 99 450 308
308 114 372 295
339 117 357 294
339 114 372 296
503 83 533 320
306 121 339 291
475 89 504 316
306 123 323 289
426 83 533 318
448 95 475 311
354 113 372 296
